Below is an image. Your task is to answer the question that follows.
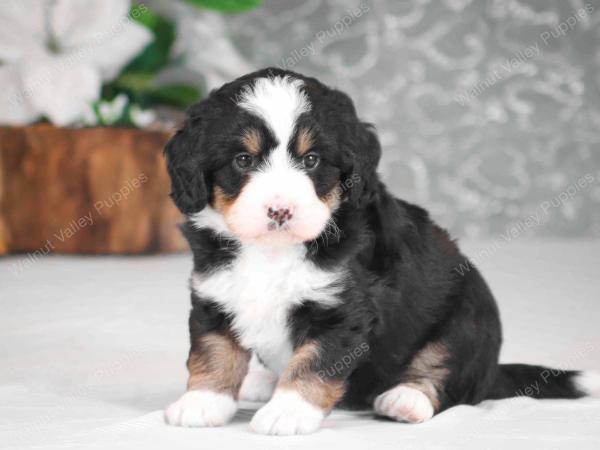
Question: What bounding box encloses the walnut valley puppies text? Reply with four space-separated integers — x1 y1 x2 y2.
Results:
9 173 147 276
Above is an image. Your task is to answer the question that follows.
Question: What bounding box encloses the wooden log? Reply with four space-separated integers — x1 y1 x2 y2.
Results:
0 124 187 254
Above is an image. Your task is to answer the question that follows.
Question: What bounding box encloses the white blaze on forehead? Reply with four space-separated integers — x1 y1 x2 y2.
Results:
237 76 310 160
228 76 329 243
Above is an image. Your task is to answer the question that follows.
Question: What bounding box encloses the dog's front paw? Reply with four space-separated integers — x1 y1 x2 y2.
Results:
164 390 237 427
250 390 324 435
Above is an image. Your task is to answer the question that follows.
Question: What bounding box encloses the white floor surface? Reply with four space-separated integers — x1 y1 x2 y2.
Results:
1 240 599 449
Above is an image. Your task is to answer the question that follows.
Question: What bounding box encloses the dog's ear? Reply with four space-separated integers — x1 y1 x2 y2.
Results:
314 85 381 207
164 117 209 215
342 122 382 207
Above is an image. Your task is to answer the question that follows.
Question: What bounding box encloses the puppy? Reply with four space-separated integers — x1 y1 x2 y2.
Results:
163 68 599 435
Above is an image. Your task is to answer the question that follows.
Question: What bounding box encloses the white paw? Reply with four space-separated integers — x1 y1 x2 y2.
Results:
164 390 237 427
250 390 324 435
239 354 278 402
374 385 434 423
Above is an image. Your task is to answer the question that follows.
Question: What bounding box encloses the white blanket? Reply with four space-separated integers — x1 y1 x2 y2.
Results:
1 241 599 449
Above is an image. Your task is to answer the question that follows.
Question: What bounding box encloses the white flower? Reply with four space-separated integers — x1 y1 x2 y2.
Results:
177 11 254 90
98 93 129 125
147 1 254 90
0 0 152 126
130 104 156 128
82 104 100 127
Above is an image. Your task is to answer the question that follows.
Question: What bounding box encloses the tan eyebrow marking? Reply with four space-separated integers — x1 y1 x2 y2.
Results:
297 128 314 156
241 129 262 155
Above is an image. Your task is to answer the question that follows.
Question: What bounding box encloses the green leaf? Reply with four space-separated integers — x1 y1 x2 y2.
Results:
112 72 156 95
100 5 201 113
184 0 262 13
105 73 201 109
147 84 201 109
125 6 176 74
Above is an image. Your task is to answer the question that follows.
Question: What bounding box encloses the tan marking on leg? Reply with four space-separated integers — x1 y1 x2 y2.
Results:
402 341 450 410
296 128 314 156
278 341 345 412
241 129 262 155
187 331 250 398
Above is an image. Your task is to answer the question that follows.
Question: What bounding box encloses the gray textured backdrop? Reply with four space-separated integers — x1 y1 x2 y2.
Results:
220 0 600 238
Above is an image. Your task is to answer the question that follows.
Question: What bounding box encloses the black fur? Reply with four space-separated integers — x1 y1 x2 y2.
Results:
165 67 586 414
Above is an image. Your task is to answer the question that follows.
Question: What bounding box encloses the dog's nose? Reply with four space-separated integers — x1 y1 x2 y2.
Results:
267 206 293 227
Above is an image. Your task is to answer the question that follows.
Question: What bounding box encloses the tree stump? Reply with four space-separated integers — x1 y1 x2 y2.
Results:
0 124 187 255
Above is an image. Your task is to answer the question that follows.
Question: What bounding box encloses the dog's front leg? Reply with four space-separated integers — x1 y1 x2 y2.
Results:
165 322 251 427
249 336 363 436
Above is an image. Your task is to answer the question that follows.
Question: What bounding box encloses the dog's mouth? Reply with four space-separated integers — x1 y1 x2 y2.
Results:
247 224 308 246
223 214 321 246
267 221 290 231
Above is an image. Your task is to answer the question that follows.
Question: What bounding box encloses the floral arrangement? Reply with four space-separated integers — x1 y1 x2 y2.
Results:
0 0 260 128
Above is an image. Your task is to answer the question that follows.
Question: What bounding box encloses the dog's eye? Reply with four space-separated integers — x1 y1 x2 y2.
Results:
234 153 254 170
302 153 320 170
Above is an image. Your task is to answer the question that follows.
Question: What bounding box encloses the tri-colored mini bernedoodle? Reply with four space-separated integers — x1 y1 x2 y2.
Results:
163 68 599 435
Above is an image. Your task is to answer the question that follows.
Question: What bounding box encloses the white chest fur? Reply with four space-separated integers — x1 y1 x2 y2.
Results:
191 243 344 374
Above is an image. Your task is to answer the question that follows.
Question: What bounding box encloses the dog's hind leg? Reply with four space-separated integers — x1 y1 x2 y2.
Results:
373 342 449 423
375 264 503 423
